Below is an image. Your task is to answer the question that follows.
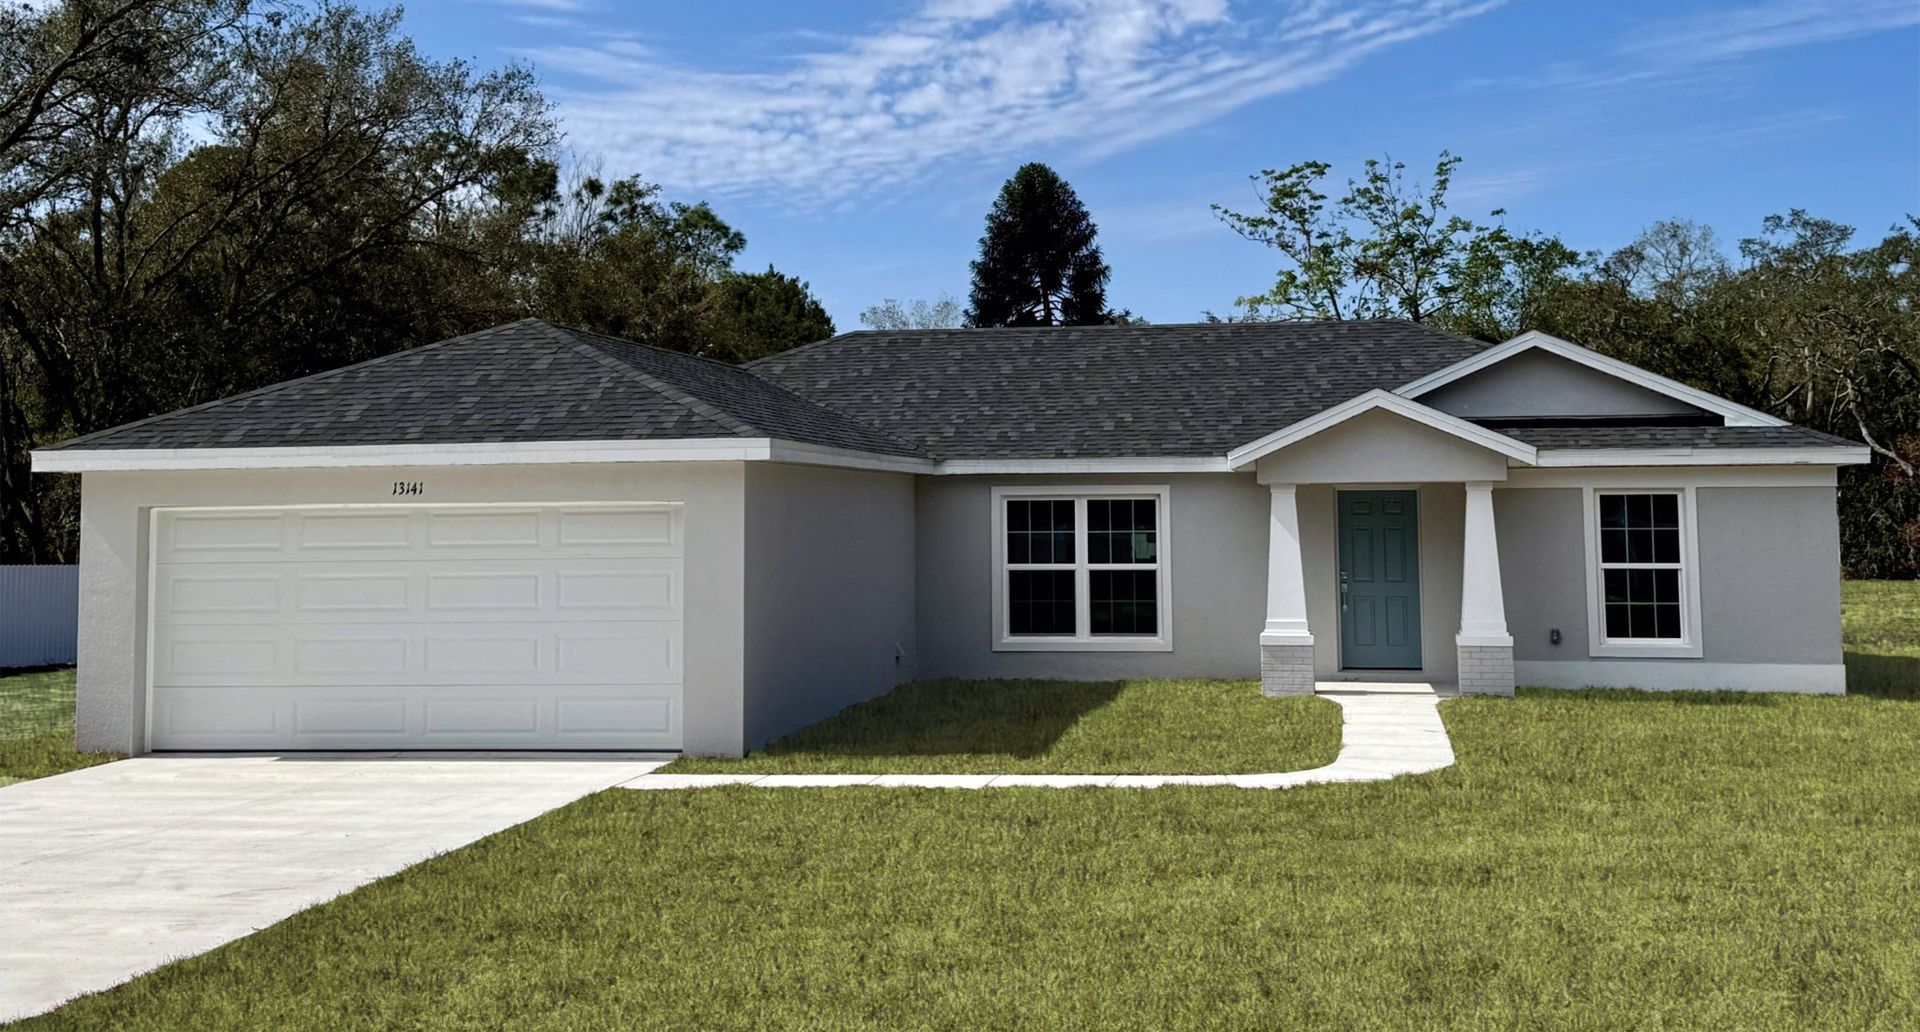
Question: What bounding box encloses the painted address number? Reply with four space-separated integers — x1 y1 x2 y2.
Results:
391 481 424 496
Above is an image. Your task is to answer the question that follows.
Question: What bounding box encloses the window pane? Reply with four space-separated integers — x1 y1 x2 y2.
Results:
1653 527 1680 564
1601 528 1627 564
1008 500 1029 532
1091 569 1158 636
1655 603 1681 639
1088 532 1110 564
1088 499 1109 532
1651 568 1679 606
1627 494 1652 529
1605 603 1631 638
1651 494 1678 528
1051 500 1074 531
1088 498 1157 566
1029 530 1052 564
1009 570 1075 636
1627 528 1655 563
1131 499 1156 532
1604 569 1630 605
1599 494 1628 528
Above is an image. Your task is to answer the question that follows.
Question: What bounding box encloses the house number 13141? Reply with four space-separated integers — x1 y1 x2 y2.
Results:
391 481 424 496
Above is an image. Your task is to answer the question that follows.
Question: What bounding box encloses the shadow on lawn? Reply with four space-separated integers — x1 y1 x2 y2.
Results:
751 679 1126 760
1845 652 1920 700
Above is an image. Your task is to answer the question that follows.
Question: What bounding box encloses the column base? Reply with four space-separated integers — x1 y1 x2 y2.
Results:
1457 643 1515 696
1260 643 1315 697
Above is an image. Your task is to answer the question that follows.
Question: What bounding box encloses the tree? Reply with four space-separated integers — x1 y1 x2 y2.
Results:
1213 152 1537 327
711 266 834 361
966 162 1110 326
859 295 963 330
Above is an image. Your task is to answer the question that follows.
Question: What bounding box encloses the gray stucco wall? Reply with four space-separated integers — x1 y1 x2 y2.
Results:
1495 482 1845 677
915 473 1267 680
742 463 917 750
1421 349 1706 420
70 462 749 756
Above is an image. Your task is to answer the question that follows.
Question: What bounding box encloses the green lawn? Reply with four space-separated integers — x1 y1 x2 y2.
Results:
665 678 1343 774
0 667 116 787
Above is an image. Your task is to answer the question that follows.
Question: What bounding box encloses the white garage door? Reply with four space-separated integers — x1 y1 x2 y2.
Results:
147 503 683 751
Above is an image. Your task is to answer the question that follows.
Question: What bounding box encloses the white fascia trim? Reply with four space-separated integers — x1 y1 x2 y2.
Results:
1514 660 1846 695
1504 466 1838 489
1226 389 1537 470
1533 446 1871 467
938 456 1233 475
1396 330 1788 428
32 438 938 475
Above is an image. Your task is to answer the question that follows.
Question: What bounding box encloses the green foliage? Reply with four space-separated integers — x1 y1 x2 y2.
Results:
711 266 836 361
666 679 1341 775
1212 152 1569 326
967 162 1111 326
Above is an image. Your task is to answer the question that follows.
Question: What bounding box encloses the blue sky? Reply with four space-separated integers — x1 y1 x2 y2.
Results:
401 0 1920 328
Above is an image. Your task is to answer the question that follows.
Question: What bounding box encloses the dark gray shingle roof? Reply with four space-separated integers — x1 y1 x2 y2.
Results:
47 320 923 457
49 318 1860 461
1504 425 1858 450
748 321 1493 459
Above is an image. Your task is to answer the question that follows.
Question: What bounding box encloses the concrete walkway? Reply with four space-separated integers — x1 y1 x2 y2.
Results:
0 752 668 1022
626 683 1455 790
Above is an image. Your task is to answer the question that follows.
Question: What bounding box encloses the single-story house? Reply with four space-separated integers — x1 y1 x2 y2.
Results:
33 319 1868 756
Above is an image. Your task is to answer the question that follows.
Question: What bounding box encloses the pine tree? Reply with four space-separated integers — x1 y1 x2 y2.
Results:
967 163 1112 326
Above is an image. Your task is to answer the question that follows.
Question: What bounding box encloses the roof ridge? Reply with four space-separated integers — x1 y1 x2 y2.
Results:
47 320 537 451
552 322 930 458
529 324 760 439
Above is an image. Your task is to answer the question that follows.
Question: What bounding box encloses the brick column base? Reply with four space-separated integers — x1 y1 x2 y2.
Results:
1457 644 1515 696
1260 643 1315 696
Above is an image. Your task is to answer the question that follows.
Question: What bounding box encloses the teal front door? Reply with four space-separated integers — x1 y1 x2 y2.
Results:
1339 491 1422 670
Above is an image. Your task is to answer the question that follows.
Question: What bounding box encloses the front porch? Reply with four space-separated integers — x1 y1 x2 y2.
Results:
1235 393 1526 698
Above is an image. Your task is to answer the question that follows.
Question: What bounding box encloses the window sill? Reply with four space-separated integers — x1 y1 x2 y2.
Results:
1589 640 1705 659
993 636 1173 653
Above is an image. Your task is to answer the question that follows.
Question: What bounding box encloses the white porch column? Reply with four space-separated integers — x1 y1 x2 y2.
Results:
1260 483 1315 696
1456 481 1515 695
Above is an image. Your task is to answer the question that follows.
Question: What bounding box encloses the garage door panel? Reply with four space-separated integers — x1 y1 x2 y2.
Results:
149 504 684 751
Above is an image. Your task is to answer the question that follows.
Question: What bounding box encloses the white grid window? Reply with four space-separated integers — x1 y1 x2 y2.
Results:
992 486 1172 652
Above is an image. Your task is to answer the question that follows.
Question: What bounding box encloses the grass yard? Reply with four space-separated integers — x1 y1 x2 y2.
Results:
0 667 116 787
665 678 1343 774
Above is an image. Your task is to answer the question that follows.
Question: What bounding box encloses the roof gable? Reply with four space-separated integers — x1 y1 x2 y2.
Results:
1227 390 1537 471
1396 330 1785 428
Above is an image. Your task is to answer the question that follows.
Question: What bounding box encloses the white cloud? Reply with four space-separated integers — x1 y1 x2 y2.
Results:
527 0 1508 200
1626 0 1920 63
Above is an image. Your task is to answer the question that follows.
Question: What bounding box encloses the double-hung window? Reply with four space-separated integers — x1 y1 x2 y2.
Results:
1584 487 1702 657
993 486 1171 651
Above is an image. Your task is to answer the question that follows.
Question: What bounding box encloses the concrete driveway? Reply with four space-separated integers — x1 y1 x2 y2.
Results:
0 753 667 1022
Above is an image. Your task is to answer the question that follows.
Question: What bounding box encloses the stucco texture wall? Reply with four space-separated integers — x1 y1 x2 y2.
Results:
1495 481 1846 689
1421 349 1705 420
915 473 1268 680
71 462 748 755
743 464 917 750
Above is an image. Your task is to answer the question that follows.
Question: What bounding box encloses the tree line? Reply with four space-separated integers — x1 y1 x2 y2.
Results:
4 2 1913 577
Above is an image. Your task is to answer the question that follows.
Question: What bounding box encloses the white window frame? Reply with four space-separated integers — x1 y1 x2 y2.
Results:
990 484 1173 652
1581 485 1704 658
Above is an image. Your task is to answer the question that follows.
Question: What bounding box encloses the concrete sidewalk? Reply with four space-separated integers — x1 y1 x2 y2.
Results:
625 684 1455 790
0 752 668 1022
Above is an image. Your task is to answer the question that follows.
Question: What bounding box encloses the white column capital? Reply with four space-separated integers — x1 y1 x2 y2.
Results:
1261 482 1313 646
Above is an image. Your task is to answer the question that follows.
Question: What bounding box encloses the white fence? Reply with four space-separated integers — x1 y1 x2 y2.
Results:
0 565 79 668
